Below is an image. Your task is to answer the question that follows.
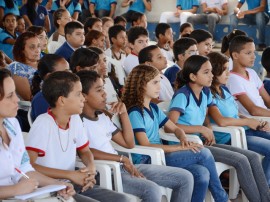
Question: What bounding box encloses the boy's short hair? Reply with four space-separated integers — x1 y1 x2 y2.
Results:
261 47 270 72
130 12 144 26
229 35 254 59
155 23 171 39
108 25 126 44
76 70 101 94
84 29 104 47
173 37 197 61
138 45 158 64
64 21 84 37
42 71 80 108
84 17 102 33
27 25 46 35
180 22 193 33
70 48 99 73
114 16 127 25
3 13 16 22
127 26 148 44
189 29 213 43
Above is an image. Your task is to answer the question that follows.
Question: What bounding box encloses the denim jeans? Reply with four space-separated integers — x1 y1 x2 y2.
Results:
246 129 270 187
187 13 221 38
164 147 228 202
121 164 193 202
209 144 270 202
230 12 269 44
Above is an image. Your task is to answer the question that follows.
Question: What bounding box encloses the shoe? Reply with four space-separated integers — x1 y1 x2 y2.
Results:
256 44 267 51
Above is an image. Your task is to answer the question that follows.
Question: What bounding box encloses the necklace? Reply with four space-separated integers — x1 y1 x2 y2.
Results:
56 122 70 152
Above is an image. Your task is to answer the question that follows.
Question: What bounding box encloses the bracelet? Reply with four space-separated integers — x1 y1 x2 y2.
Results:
119 155 124 163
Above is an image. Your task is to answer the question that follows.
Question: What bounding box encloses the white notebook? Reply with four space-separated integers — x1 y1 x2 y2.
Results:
14 184 66 200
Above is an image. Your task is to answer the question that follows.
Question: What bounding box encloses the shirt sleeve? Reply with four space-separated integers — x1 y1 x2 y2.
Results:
176 0 182 7
250 69 263 90
205 88 216 107
0 32 10 43
128 110 146 133
74 3 82 13
73 115 89 150
104 114 119 135
193 0 200 6
227 75 247 97
169 93 187 115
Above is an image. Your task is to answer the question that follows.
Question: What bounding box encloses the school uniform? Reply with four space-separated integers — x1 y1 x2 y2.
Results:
55 41 75 63
20 5 48 27
47 32 66 54
123 53 139 76
90 0 117 12
0 0 20 16
159 74 174 101
51 0 81 16
0 30 18 59
164 63 181 87
31 91 50 121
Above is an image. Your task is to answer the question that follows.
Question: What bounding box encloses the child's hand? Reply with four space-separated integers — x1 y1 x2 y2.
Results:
257 121 270 132
123 157 145 178
246 118 261 130
108 101 127 115
15 178 39 195
57 182 76 199
201 126 215 146
79 167 96 192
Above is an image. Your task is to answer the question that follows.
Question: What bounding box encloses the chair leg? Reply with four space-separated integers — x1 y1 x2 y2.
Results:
228 169 240 199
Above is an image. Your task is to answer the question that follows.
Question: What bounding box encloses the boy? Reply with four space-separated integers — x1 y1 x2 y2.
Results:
130 12 147 28
105 25 127 86
84 17 103 34
0 13 18 59
55 21 85 63
121 0 151 22
123 26 149 75
26 71 130 202
155 23 174 62
164 37 198 87
78 70 194 202
261 47 270 95
114 16 127 28
227 35 270 116
138 45 174 101
89 0 117 18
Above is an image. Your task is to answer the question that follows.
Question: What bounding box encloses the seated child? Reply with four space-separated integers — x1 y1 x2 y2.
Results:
84 17 102 34
114 15 127 28
189 29 213 56
101 17 114 49
51 0 81 21
78 70 194 202
84 29 105 50
138 45 174 101
16 15 26 35
129 11 147 29
179 22 194 38
26 71 131 202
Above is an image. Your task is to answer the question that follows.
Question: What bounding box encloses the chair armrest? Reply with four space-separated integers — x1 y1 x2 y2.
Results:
248 116 270 122
94 162 113 190
111 141 166 165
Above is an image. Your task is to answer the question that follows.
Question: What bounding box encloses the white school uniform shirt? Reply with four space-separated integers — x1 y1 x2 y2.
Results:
201 0 227 9
228 57 233 71
226 68 267 116
160 48 174 63
104 77 118 103
82 113 119 155
159 74 174 101
123 53 139 75
47 34 66 54
26 112 89 171
0 118 34 186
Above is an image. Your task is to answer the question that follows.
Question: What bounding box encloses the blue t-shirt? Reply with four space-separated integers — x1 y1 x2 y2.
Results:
0 0 20 16
20 5 48 27
263 79 270 95
169 85 215 136
239 0 267 11
128 0 146 13
128 103 169 164
164 64 181 87
31 91 49 121
0 30 18 59
90 0 117 11
177 0 199 10
51 0 81 15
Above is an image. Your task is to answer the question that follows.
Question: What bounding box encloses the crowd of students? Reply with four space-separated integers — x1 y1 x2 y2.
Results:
1 0 270 202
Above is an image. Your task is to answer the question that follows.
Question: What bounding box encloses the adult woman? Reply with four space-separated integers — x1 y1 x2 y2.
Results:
7 31 41 101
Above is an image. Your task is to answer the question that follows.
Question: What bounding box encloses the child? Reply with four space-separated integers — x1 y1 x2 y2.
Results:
179 22 194 38
207 52 270 195
55 21 85 63
0 69 75 200
105 25 127 86
20 0 50 32
164 37 198 87
169 54 270 202
0 13 18 60
70 48 100 73
78 70 194 202
130 12 147 28
123 26 149 75
51 0 81 21
114 15 127 28
227 35 270 116
89 0 117 18
84 17 102 34
48 8 72 54
261 47 270 95
102 17 114 49
31 54 69 121
25 71 130 202
155 23 174 62
189 29 213 56
138 45 174 101
122 64 229 202
16 15 26 35
84 30 105 50
0 0 20 26
27 26 48 57
221 29 247 71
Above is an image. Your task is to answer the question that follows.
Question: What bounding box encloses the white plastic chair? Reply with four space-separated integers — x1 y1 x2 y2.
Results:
27 107 33 126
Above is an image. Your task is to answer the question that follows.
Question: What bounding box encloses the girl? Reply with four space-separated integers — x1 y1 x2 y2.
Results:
208 51 270 196
16 16 26 35
31 54 69 121
0 69 75 200
47 8 72 54
169 55 270 202
7 31 41 101
189 29 213 56
27 26 48 58
20 0 50 32
122 64 230 202
84 30 105 50
102 17 114 49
